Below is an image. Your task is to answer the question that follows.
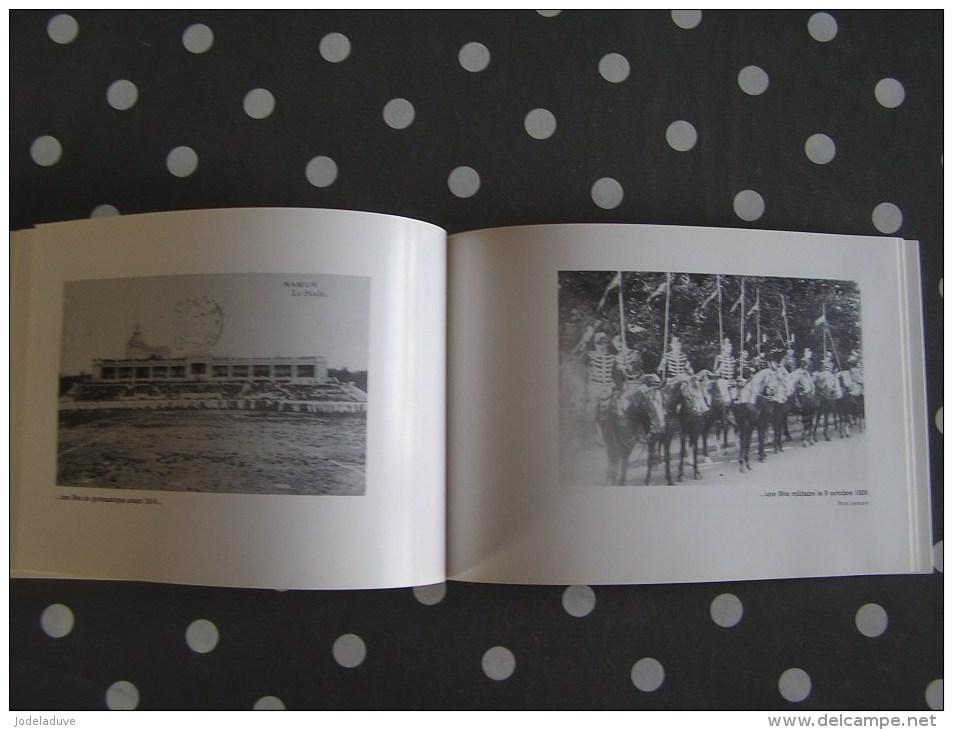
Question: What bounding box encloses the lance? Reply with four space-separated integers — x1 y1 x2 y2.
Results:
781 293 790 342
661 272 671 384
616 270 627 366
825 318 842 371
755 288 762 357
716 274 723 348
738 278 745 377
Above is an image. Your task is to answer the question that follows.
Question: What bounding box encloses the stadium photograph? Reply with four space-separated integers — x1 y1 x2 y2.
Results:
57 272 370 496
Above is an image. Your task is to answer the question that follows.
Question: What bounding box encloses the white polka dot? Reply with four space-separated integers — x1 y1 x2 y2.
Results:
106 80 138 111
738 65 769 96
591 177 624 209
599 53 630 83
536 10 562 17
253 695 286 710
807 12 838 42
805 133 836 164
855 603 889 637
936 406 943 435
243 88 275 119
778 667 812 703
709 593 744 628
524 108 556 140
925 679 943 710
933 540 943 573
319 32 351 63
47 14 79 45
481 646 516 681
448 166 481 198
459 42 490 73
332 633 366 668
305 156 338 187
182 24 214 54
383 98 415 130
871 202 903 234
40 603 74 638
30 135 62 167
875 78 906 109
413 582 447 605
90 204 120 218
185 618 219 653
666 120 697 152
671 10 702 30
562 585 596 617
733 189 765 221
105 680 139 710
166 146 198 178
630 657 665 692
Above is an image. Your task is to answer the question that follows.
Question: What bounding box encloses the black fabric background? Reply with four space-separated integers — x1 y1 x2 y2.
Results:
10 10 943 710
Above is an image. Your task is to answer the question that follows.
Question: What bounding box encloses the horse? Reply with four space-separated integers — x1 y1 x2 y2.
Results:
659 374 711 484
764 367 791 455
731 368 786 472
836 369 865 435
598 384 666 486
700 371 735 458
812 370 844 440
784 367 819 447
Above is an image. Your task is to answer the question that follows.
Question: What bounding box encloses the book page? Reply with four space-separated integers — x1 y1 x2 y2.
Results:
447 224 931 584
12 208 447 589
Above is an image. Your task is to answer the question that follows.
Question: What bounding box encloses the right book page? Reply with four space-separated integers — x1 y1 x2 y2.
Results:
446 224 932 585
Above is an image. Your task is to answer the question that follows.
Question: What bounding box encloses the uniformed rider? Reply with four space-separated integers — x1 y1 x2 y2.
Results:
800 347 814 372
659 335 692 381
573 328 619 447
847 349 864 394
613 334 644 389
711 337 737 403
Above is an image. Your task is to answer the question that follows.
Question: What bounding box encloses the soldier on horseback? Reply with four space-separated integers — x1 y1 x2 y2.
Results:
615 333 665 441
613 333 644 389
782 345 796 373
800 348 814 371
737 348 752 383
847 349 864 391
711 337 738 404
572 327 620 448
659 335 692 381
751 349 768 373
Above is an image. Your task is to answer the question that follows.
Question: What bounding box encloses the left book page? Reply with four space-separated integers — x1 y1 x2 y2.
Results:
11 207 448 590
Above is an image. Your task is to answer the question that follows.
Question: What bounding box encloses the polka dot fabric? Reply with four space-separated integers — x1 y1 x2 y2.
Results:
10 11 941 709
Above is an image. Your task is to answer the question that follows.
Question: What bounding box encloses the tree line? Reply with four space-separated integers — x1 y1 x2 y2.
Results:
558 271 862 371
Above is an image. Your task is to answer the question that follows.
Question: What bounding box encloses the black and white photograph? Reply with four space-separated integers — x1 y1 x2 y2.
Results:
559 270 865 489
57 272 370 495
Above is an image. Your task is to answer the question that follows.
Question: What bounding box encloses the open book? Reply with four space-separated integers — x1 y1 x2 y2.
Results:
11 208 933 589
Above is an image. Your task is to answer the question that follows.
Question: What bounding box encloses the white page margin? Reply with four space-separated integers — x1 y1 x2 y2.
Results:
448 224 930 584
12 208 447 589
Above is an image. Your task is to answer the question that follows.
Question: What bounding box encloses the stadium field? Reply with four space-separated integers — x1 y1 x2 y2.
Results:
56 409 366 495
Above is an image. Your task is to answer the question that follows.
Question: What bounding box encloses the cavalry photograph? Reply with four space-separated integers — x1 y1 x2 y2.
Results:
57 272 370 496
558 270 866 488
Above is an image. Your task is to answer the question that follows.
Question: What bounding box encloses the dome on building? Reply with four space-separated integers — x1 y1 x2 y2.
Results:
125 324 171 359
